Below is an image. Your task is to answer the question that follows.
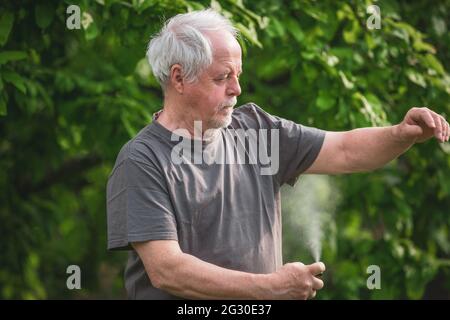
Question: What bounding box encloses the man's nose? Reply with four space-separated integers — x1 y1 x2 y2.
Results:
226 76 241 97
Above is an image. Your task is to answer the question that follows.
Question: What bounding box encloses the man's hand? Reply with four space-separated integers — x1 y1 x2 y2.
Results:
267 262 325 299
393 107 449 143
134 240 326 299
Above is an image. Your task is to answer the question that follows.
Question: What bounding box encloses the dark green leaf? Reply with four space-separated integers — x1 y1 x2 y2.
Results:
0 11 14 46
2 71 27 94
0 95 6 116
0 50 27 65
35 3 55 29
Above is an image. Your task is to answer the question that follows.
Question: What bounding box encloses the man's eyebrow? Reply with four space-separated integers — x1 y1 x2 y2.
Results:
221 68 243 75
211 65 242 78
220 63 242 73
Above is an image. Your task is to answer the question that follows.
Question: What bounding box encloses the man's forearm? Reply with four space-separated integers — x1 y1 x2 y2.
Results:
154 252 273 299
343 125 415 172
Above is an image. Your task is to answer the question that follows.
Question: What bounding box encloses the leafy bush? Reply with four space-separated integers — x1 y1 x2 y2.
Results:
1 0 448 299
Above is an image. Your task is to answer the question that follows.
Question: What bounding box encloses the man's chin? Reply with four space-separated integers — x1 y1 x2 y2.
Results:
208 114 232 129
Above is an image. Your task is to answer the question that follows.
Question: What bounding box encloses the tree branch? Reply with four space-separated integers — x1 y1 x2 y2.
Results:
17 154 102 196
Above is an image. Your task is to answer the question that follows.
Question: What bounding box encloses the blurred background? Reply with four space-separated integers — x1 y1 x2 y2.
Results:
0 0 449 299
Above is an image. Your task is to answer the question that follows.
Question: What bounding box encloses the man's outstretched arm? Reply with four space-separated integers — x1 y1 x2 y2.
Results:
306 107 449 174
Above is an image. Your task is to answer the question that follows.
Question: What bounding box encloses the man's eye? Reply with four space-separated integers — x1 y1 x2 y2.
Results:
217 74 229 80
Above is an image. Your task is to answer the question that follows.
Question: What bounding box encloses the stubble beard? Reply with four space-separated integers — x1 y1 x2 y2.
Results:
207 97 237 129
207 108 232 129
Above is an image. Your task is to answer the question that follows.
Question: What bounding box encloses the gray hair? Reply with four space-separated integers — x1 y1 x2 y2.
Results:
146 9 239 91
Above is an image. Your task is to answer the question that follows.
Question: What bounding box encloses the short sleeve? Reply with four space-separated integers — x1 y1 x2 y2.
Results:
236 103 326 186
276 119 326 186
106 157 178 250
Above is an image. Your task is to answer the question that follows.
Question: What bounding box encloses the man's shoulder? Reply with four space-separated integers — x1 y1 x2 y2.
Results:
233 102 270 117
112 125 162 171
231 102 276 130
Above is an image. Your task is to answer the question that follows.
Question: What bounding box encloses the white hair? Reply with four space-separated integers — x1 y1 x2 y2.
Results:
146 9 239 91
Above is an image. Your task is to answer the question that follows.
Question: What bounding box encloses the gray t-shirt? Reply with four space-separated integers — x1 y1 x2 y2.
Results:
106 103 325 299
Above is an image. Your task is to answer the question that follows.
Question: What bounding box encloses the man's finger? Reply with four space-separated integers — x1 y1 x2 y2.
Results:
436 115 442 141
307 262 326 275
312 276 324 290
428 112 443 141
446 120 450 141
440 117 446 142
430 113 441 138
411 108 436 129
441 116 449 142
436 115 446 142
446 118 449 141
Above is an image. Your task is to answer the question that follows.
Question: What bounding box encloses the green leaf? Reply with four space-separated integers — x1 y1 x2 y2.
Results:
406 69 427 88
413 39 436 54
300 51 316 61
405 258 438 299
114 45 142 76
352 92 384 125
391 21 420 39
421 54 445 75
316 91 335 111
0 95 6 116
343 20 361 44
235 22 262 48
302 64 318 81
390 27 409 43
285 18 304 43
133 0 157 14
257 56 290 80
302 5 328 22
121 112 138 138
431 16 447 36
2 70 27 94
35 82 53 111
185 2 205 11
35 3 55 29
0 11 14 46
266 17 285 38
82 12 99 40
0 50 27 65
84 22 99 41
338 71 354 90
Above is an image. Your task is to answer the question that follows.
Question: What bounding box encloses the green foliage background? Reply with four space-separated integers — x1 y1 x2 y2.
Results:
0 0 449 299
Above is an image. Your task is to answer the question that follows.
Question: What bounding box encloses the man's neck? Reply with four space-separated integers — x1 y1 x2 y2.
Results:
156 101 220 141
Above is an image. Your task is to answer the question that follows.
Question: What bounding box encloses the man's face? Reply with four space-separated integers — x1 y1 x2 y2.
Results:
183 31 242 129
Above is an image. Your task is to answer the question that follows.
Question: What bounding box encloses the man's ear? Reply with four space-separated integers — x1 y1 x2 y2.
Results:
170 64 184 94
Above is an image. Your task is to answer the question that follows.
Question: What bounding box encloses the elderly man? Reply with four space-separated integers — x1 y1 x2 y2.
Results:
106 9 449 300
